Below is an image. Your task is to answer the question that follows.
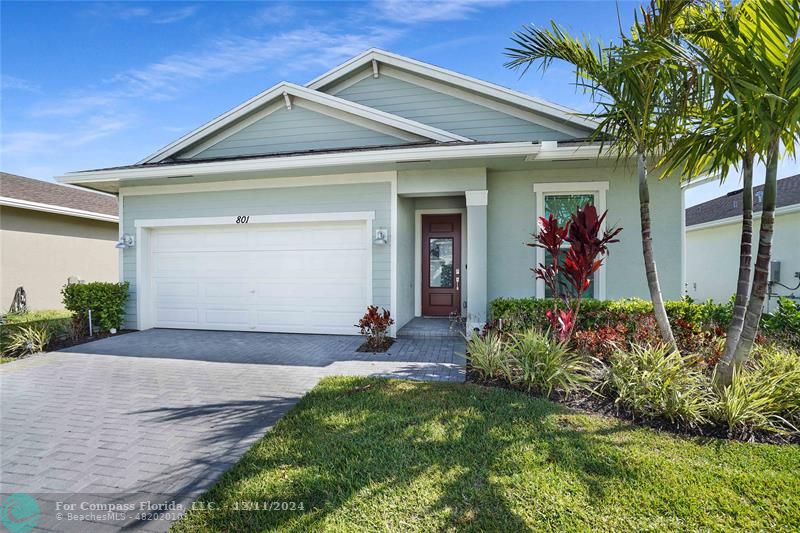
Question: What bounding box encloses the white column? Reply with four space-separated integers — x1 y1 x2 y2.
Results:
465 190 488 332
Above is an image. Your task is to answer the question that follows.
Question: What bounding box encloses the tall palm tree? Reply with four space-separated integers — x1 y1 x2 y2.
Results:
505 0 693 349
667 0 800 383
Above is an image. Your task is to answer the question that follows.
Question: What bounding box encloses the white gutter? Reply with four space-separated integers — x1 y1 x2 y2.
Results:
58 142 542 185
0 197 118 223
686 203 800 232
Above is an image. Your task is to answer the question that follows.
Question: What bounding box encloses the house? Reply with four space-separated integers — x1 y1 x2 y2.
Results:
0 172 119 311
58 49 683 334
686 174 800 309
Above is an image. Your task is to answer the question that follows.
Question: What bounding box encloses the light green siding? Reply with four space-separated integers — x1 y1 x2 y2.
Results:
487 163 683 303
121 182 391 329
336 75 575 142
183 106 407 160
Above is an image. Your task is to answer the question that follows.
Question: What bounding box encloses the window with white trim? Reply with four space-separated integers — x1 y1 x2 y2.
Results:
533 182 609 300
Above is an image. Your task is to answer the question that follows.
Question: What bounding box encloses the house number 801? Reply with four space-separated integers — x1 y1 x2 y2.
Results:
236 216 250 224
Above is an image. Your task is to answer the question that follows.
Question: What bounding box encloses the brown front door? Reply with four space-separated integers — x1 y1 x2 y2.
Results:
422 214 461 316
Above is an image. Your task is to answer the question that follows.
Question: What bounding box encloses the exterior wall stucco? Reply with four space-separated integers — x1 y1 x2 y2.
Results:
120 181 391 329
686 210 800 307
396 196 415 328
0 206 119 310
487 163 683 303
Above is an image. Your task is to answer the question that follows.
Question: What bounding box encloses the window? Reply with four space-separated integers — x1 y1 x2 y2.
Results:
428 237 454 288
543 193 595 298
534 182 609 299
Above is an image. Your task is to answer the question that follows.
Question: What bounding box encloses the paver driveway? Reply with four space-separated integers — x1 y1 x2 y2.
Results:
0 329 464 532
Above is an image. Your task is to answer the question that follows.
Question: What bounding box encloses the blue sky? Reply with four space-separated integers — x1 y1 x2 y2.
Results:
1 1 797 206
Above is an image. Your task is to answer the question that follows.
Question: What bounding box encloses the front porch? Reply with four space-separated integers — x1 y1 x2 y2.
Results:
394 167 488 333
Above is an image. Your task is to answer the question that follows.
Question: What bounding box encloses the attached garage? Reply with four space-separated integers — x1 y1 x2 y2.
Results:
136 213 373 335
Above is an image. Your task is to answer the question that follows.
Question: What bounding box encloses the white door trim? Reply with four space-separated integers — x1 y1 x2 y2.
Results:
135 211 375 331
533 181 609 300
414 208 468 317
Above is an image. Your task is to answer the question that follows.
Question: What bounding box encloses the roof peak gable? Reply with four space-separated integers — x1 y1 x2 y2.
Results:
306 48 597 136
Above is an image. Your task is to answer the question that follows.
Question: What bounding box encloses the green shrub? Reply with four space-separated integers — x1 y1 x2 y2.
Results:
508 329 594 397
5 323 52 355
0 312 72 355
605 344 712 428
490 297 733 333
464 332 512 381
761 298 800 349
61 282 129 332
712 346 800 435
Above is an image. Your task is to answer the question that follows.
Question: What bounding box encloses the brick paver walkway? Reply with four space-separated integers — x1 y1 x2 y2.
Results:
0 329 464 532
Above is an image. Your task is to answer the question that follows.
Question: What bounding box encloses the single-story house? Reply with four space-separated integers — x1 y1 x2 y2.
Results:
58 49 683 334
1 172 119 311
686 174 800 310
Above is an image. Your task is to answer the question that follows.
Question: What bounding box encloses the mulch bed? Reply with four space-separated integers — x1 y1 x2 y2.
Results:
466 367 799 445
47 329 136 352
356 337 395 353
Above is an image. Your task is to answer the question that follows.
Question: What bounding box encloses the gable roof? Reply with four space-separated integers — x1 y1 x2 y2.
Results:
307 48 597 136
140 82 470 164
685 174 800 227
0 172 117 221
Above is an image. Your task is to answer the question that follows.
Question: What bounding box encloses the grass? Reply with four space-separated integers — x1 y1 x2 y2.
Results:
0 357 15 364
175 377 800 532
1 309 71 324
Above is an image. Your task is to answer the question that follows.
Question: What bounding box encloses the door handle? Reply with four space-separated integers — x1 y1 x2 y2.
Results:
455 275 460 291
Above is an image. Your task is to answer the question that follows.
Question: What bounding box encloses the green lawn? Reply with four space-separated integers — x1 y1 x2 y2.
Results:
175 377 800 532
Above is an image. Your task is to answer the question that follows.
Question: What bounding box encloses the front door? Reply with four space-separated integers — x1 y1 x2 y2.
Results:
422 214 461 316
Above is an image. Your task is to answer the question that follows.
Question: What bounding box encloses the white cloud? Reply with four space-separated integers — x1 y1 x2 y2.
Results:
83 3 198 24
153 5 199 24
1 115 129 157
1 75 41 93
372 0 509 23
251 4 296 26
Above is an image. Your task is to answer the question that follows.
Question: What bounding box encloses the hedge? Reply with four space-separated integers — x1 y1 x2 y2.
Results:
489 297 733 332
61 282 130 332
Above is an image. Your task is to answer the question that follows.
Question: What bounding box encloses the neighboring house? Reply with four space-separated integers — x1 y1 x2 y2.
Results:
0 172 119 311
685 174 800 309
59 49 683 334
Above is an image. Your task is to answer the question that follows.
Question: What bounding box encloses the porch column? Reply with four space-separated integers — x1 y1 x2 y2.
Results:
465 190 488 331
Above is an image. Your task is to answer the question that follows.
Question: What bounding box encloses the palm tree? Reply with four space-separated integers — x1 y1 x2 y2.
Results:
666 0 800 383
505 0 693 349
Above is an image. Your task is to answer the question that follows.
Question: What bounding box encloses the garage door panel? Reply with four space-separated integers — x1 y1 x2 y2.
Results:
148 220 369 334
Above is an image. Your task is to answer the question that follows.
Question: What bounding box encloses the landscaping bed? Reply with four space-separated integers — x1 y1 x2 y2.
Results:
175 377 800 532
467 297 800 444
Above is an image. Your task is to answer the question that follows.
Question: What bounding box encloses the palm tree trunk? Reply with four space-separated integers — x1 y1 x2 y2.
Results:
719 150 754 370
723 138 779 383
637 151 677 350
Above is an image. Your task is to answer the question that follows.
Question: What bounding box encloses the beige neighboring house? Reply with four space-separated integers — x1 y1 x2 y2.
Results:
685 174 800 310
0 172 119 311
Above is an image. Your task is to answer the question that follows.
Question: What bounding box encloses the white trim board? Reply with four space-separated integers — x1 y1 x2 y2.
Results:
134 211 375 229
414 208 468 317
119 172 397 197
307 48 597 133
133 210 375 331
137 81 469 164
59 142 541 185
0 196 118 223
533 181 609 299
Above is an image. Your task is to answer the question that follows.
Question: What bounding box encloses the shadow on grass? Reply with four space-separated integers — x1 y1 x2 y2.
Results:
172 378 644 532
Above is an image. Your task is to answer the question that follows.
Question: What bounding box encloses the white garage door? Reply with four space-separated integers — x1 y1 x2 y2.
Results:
148 220 369 334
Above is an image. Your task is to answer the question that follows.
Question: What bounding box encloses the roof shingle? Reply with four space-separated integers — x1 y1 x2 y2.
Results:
685 174 800 226
0 172 117 217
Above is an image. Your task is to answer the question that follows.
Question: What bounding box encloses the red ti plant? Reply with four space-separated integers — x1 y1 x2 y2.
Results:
530 204 621 342
356 305 395 351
